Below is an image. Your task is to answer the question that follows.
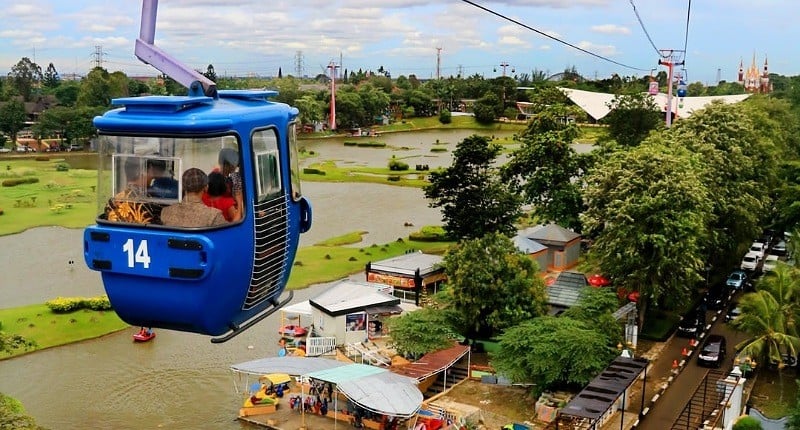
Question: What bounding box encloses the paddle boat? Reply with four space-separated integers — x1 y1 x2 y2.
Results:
133 328 156 342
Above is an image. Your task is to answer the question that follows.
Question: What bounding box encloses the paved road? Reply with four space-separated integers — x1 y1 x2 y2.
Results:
637 292 750 430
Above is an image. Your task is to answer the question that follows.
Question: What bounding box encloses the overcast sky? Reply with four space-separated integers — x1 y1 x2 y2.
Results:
0 0 796 85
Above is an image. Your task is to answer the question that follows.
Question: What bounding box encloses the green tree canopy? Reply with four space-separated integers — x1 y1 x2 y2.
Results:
42 62 60 89
0 100 27 143
8 57 42 101
442 232 547 339
384 307 459 360
77 67 112 107
581 142 713 324
502 106 586 231
424 135 521 239
601 92 663 148
492 316 617 394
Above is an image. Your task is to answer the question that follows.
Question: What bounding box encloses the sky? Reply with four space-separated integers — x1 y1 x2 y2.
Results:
0 0 797 86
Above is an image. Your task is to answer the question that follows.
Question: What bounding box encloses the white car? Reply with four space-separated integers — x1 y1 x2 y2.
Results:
741 251 761 271
763 254 779 272
749 242 766 260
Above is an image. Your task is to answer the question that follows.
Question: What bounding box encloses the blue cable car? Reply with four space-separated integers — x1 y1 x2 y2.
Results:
83 0 311 342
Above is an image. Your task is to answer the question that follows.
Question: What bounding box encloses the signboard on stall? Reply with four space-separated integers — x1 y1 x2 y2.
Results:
367 272 415 288
648 81 659 95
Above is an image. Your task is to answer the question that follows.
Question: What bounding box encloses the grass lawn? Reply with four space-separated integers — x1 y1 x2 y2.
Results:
301 160 431 187
287 233 451 289
0 303 128 359
749 368 799 418
0 157 97 236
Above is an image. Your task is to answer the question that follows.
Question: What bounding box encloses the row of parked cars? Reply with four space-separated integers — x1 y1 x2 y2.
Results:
740 230 790 274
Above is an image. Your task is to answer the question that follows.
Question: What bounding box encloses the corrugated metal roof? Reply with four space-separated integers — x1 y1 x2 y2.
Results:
369 251 443 276
560 356 648 421
547 271 588 308
391 343 470 381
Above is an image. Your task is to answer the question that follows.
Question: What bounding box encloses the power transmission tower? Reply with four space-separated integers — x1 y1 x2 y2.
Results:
294 51 304 77
93 45 105 69
457 64 464 78
436 47 442 80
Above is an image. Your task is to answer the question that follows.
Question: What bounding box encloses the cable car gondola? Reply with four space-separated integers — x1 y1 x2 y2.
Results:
83 0 312 342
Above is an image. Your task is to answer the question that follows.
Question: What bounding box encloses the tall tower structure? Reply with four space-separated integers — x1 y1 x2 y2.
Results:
435 47 442 80
93 45 105 69
327 61 340 131
294 51 304 78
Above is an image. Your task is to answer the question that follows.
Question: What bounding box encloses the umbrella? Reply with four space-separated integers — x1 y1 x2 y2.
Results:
588 274 611 287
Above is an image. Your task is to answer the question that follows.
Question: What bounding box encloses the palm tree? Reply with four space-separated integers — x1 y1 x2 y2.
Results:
733 265 800 401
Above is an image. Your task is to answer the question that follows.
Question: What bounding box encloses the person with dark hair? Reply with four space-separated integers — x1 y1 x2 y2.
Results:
217 147 244 218
146 159 179 199
202 171 239 222
117 157 146 198
161 168 226 228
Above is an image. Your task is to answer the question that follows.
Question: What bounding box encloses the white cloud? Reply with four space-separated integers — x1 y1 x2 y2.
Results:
576 41 618 56
590 24 630 35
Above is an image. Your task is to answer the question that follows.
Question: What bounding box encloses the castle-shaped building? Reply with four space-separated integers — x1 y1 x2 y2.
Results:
737 54 772 93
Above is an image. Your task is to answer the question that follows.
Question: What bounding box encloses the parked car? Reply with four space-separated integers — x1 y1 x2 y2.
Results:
773 240 788 257
726 302 742 323
749 242 766 260
0 147 11 153
697 334 727 367
763 254 779 272
726 270 748 290
704 286 729 310
67 144 83 152
740 252 761 271
15 145 35 153
677 307 706 338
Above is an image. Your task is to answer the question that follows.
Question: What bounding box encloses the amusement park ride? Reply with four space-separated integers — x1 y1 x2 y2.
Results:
82 0 312 343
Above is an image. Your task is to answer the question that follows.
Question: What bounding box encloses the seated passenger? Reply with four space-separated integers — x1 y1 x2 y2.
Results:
146 159 179 199
161 168 227 228
202 171 239 222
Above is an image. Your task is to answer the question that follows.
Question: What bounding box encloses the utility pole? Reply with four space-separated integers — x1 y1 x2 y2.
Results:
497 61 511 77
327 61 340 131
435 47 442 80
658 50 684 128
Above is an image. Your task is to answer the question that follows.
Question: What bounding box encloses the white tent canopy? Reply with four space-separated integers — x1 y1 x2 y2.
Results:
557 87 751 121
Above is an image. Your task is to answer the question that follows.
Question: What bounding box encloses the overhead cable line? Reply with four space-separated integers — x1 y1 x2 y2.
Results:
682 0 692 64
460 0 650 72
628 0 667 58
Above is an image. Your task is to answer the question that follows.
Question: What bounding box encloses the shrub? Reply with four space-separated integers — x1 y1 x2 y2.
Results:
46 295 112 313
2 177 39 187
732 416 763 430
302 168 326 176
409 225 450 242
439 109 452 124
387 175 401 182
388 158 409 171
55 162 70 172
356 141 386 148
430 146 448 153
343 141 358 146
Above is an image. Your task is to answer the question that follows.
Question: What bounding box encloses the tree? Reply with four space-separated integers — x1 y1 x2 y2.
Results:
54 81 80 106
442 232 547 339
581 142 713 325
0 392 45 430
492 316 617 394
424 135 522 239
561 287 624 345
670 101 775 270
0 331 35 354
733 285 800 401
42 62 60 89
502 106 586 231
438 109 451 124
294 94 324 127
8 57 42 101
384 307 459 360
0 100 27 143
77 67 111 107
602 92 662 148
473 92 500 124
732 416 764 430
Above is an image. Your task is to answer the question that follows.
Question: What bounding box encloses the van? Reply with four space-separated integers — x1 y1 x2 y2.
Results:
740 251 761 271
697 334 727 367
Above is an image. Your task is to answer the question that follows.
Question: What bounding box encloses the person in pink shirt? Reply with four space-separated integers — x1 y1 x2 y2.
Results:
202 171 239 222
